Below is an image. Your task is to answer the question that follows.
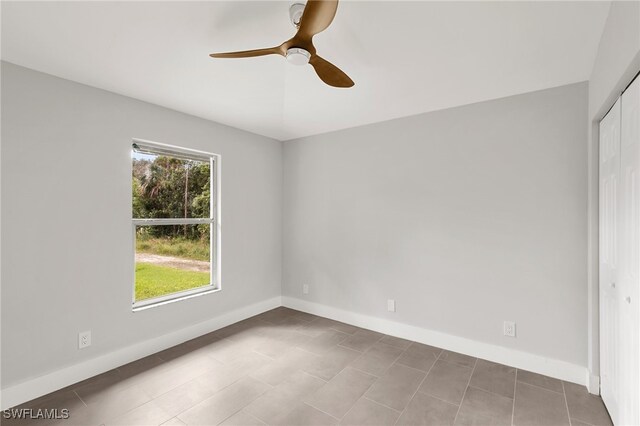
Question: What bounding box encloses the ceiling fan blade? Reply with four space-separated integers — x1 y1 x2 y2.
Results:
297 0 339 38
210 46 283 59
309 55 354 88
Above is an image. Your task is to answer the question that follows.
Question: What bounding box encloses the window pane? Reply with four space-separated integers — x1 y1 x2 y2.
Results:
132 151 210 219
135 224 211 302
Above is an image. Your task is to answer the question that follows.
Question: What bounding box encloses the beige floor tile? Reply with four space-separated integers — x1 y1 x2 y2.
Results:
244 385 312 424
152 375 222 418
516 370 563 394
243 386 301 424
340 397 399 426
406 342 443 357
569 418 593 426
272 402 338 426
252 336 295 360
136 355 218 399
76 384 155 425
289 310 319 323
250 347 316 386
396 343 441 372
117 355 166 378
305 367 377 419
513 382 569 426
224 328 269 347
156 343 203 363
258 308 316 327
270 327 313 347
219 410 266 426
329 322 361 335
563 382 612 426
397 391 459 426
198 353 269 389
455 386 513 426
256 307 300 324
469 359 516 399
155 350 218 379
160 418 186 425
349 342 404 376
339 329 384 352
220 351 274 377
244 371 326 424
271 315 315 329
213 318 269 339
378 335 412 350
47 405 102 426
105 400 173 426
73 369 133 404
419 360 473 405
439 351 477 368
205 338 264 364
20 389 86 412
302 345 362 381
296 317 341 337
177 377 271 425
282 370 328 396
184 330 224 348
365 363 426 411
297 330 350 355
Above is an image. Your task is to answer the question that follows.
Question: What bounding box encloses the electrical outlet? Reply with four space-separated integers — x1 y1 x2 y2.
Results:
303 284 309 295
387 299 396 312
79 331 91 349
503 321 516 337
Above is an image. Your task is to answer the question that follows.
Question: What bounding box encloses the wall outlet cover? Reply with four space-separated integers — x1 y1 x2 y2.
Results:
78 331 91 349
504 321 516 337
387 299 396 312
302 284 309 295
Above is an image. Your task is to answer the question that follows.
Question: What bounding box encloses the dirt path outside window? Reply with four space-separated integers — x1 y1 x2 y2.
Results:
135 252 209 273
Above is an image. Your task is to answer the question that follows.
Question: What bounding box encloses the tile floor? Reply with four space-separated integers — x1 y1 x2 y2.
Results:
4 307 613 426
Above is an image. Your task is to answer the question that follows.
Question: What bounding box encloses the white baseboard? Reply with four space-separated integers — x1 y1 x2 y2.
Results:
587 373 601 395
0 296 282 410
2 294 590 410
282 296 588 387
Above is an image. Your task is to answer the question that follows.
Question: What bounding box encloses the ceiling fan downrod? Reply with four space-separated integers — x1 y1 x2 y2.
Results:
289 3 306 28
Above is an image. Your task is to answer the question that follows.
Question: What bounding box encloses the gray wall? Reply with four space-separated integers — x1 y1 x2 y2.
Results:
0 59 596 389
586 1 640 381
0 62 283 387
283 83 589 366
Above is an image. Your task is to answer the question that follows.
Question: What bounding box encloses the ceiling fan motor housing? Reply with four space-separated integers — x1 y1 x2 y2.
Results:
286 47 311 65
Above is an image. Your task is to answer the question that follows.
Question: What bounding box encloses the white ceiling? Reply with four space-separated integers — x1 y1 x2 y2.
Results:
1 1 611 141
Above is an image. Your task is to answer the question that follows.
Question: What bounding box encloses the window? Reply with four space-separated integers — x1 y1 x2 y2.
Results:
131 140 219 309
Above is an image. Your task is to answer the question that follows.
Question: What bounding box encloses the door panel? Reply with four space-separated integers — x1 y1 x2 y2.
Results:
620 76 640 426
600 98 621 424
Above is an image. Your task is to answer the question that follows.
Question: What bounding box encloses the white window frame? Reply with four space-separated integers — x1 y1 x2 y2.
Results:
131 138 221 311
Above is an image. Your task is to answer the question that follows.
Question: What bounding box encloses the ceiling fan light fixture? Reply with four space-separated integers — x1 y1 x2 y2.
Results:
286 47 311 65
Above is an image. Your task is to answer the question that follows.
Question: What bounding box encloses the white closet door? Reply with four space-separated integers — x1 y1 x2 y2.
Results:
620 75 640 426
600 98 621 424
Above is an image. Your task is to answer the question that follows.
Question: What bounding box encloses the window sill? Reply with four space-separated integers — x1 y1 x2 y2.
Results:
132 286 220 312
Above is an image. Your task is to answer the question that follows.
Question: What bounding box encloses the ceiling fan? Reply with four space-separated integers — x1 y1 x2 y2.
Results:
210 0 354 88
